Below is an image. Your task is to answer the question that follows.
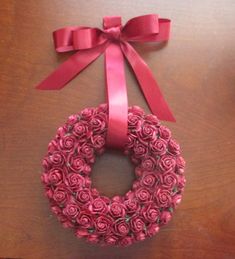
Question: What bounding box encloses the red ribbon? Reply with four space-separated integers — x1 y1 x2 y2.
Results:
36 14 175 149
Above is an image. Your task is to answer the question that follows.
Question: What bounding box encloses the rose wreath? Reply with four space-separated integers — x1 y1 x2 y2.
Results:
37 15 186 247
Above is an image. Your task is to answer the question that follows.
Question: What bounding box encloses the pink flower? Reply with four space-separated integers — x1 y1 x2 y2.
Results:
119 236 133 247
65 173 90 191
146 223 159 237
73 121 89 139
76 188 92 205
133 142 148 158
168 139 180 155
67 114 78 125
176 156 186 174
141 156 156 171
129 215 145 233
160 211 172 225
49 151 65 167
90 113 107 133
140 172 157 188
172 194 182 207
113 219 130 236
161 172 178 189
144 114 160 126
88 197 109 214
59 135 76 153
63 203 79 218
128 113 141 129
158 155 176 173
77 211 93 228
91 135 105 152
137 122 156 141
124 198 140 215
104 235 118 246
158 125 171 141
142 203 160 223
128 106 144 116
150 138 167 155
154 189 172 208
41 168 63 186
86 234 99 244
69 155 91 175
135 187 152 204
95 215 113 234
78 143 95 163
109 202 126 218
53 187 69 204
81 108 94 121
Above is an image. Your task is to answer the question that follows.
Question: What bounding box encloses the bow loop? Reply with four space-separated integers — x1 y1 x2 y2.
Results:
37 14 175 149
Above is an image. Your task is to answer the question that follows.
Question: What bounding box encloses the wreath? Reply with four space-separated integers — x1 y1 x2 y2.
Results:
41 104 186 247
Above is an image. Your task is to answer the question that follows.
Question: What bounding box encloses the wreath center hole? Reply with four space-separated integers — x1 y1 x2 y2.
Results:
91 149 135 198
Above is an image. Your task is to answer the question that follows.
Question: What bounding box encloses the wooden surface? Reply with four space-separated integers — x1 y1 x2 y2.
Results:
0 0 235 258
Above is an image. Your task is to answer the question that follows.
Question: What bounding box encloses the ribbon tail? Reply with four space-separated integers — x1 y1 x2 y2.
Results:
36 44 108 90
121 41 176 122
105 43 128 149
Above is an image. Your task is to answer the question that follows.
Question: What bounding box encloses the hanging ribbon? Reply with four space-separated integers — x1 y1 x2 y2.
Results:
36 14 175 149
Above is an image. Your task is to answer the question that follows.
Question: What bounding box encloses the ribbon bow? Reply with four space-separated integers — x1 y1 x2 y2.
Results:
37 14 175 149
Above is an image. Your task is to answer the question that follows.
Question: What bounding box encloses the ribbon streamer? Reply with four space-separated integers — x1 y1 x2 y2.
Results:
36 14 175 149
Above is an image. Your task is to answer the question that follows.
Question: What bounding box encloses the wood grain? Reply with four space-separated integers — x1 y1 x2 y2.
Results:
0 0 235 258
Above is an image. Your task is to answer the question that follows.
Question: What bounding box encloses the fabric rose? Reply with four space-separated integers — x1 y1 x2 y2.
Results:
109 202 126 218
86 234 99 244
88 197 108 214
144 114 160 126
77 211 93 228
172 194 182 207
129 215 145 233
81 107 94 121
76 188 92 205
146 223 159 237
140 172 157 188
141 156 156 171
73 121 89 139
135 187 152 204
161 172 178 189
137 122 156 141
59 135 76 152
128 113 142 129
113 219 130 236
160 211 172 225
142 203 160 223
47 140 58 154
90 113 106 133
158 155 176 173
104 235 119 246
178 175 186 190
67 114 79 125
78 143 95 163
41 168 63 186
69 155 91 175
150 138 167 155
133 142 148 159
168 139 180 155
125 133 137 152
63 203 79 218
128 105 144 116
176 156 186 174
49 151 65 167
91 135 105 152
135 232 146 241
53 187 69 204
124 198 140 215
154 189 172 208
158 125 171 141
95 215 113 234
56 126 67 139
119 236 133 247
65 173 90 190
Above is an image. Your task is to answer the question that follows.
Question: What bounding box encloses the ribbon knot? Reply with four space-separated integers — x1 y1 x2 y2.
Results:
36 14 175 149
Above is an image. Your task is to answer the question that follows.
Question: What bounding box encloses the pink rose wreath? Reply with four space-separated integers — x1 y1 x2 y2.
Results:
38 15 186 247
